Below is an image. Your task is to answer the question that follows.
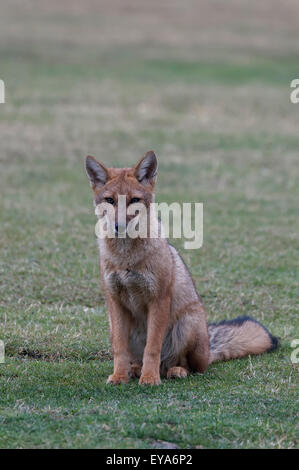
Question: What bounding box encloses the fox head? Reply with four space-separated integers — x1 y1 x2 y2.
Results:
85 151 158 237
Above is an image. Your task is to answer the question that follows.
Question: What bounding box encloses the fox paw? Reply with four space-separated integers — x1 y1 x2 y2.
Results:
139 374 161 386
130 363 142 378
107 373 129 385
167 366 188 379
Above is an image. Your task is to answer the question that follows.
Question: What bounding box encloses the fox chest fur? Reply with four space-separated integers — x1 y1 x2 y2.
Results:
99 237 170 317
104 268 157 316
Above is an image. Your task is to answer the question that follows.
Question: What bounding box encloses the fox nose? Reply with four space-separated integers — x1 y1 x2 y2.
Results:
115 222 126 236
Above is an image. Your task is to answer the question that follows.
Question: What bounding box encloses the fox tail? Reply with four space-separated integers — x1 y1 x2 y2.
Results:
208 315 278 364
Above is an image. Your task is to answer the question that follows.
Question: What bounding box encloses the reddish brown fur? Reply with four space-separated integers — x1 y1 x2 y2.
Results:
85 151 277 385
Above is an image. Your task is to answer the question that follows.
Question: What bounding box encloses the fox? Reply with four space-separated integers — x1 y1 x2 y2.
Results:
85 150 278 386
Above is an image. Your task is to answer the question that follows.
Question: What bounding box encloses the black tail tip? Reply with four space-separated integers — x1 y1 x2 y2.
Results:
243 315 279 352
268 332 279 352
245 315 279 352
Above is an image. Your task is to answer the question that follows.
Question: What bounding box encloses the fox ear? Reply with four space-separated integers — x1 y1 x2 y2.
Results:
85 156 109 188
135 151 158 185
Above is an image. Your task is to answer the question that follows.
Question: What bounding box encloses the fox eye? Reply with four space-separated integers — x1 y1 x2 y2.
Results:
105 197 115 205
130 197 140 204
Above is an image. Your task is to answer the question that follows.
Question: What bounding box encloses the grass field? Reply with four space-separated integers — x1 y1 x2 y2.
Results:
0 0 298 448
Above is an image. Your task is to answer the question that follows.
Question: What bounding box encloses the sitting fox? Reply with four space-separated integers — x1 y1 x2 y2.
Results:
85 151 278 385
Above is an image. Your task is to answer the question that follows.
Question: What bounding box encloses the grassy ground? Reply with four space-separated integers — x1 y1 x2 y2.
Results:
0 0 298 448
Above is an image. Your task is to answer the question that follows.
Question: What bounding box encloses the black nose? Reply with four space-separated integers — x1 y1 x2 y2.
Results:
115 223 118 233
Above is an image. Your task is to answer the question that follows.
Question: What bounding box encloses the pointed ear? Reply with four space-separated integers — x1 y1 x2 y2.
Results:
135 151 158 186
85 156 109 188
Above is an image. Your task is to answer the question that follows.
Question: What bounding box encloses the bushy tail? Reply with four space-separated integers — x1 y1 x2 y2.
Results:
208 315 278 364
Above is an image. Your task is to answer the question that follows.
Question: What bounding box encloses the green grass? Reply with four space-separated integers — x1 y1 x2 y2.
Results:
0 352 296 449
0 0 298 449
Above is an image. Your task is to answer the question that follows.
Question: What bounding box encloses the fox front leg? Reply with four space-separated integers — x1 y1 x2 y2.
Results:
139 297 170 386
106 296 131 385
